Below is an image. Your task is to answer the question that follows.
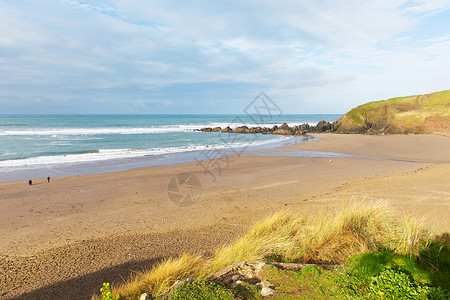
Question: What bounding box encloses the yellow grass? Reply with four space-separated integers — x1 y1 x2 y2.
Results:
395 109 450 126
298 201 393 262
209 211 298 273
102 201 438 299
111 254 206 299
392 214 433 257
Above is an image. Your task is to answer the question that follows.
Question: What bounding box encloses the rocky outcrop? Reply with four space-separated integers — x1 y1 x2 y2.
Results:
197 90 450 136
198 90 450 136
197 122 333 136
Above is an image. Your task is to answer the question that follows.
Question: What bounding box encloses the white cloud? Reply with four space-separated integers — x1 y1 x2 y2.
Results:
406 0 450 16
0 0 449 113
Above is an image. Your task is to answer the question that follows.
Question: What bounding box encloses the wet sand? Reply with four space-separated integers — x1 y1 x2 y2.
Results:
0 133 449 299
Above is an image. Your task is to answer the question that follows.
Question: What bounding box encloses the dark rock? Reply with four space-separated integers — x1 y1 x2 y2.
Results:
315 120 331 133
293 130 307 135
234 126 250 133
316 120 326 132
279 123 290 130
331 121 339 132
273 128 294 135
249 127 262 133
198 122 329 136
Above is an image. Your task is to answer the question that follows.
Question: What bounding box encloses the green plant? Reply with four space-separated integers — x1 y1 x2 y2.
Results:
169 280 234 300
101 283 120 300
232 281 261 300
420 235 450 289
300 265 323 276
368 266 445 299
336 271 367 299
345 251 432 285
341 251 449 299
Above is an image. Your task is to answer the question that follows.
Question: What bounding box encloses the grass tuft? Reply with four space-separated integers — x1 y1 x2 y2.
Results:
112 254 206 299
392 214 433 257
102 201 443 299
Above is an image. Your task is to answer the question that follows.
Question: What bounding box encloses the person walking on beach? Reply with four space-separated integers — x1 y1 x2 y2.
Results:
47 176 50 183
28 180 32 185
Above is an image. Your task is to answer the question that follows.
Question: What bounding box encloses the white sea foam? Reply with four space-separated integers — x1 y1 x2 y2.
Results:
0 126 197 136
0 152 16 156
0 122 317 136
0 136 290 168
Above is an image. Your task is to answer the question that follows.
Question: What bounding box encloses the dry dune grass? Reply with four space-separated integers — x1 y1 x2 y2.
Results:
113 254 207 299
391 214 433 257
102 201 438 299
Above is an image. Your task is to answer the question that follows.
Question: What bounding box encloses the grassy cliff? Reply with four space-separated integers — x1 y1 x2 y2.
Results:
333 90 450 134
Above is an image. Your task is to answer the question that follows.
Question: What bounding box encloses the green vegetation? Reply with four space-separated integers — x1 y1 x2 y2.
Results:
168 280 235 300
165 247 449 299
368 266 443 299
95 202 449 299
344 250 448 299
334 90 450 134
101 283 120 300
165 250 448 299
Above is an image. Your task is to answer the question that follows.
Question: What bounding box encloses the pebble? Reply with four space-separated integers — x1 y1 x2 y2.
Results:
230 280 242 289
261 287 274 297
257 280 275 289
140 293 149 300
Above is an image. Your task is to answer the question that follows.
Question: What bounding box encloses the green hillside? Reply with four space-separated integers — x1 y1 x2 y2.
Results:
333 90 450 134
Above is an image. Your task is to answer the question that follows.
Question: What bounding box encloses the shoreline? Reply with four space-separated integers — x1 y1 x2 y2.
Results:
0 135 308 182
1 133 449 299
0 114 342 182
5 130 446 183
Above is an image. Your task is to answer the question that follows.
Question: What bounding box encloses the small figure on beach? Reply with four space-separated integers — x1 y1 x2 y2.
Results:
28 180 32 185
47 176 50 183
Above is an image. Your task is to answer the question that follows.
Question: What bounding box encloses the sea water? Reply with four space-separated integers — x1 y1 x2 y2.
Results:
0 114 341 180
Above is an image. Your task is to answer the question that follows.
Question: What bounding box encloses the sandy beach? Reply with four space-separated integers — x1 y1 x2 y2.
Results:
0 133 449 299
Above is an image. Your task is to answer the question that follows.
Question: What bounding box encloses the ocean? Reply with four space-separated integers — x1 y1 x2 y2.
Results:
0 114 341 181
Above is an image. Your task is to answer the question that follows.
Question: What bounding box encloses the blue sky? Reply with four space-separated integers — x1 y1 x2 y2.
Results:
0 0 449 114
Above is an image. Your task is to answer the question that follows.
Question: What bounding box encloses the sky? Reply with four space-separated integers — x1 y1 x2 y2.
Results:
0 0 449 114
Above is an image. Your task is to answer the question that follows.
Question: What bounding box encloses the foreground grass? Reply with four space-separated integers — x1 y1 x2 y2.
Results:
96 201 448 299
